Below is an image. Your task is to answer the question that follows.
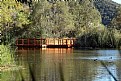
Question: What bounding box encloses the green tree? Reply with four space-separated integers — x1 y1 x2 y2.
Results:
30 1 74 38
0 0 30 44
109 6 121 30
68 0 101 37
50 1 74 38
30 0 52 38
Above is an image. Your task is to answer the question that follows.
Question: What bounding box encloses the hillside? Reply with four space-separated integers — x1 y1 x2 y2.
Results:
93 0 120 25
17 0 120 26
1 0 121 48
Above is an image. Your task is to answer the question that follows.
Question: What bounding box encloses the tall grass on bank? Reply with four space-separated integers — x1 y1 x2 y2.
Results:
75 27 121 48
0 44 14 66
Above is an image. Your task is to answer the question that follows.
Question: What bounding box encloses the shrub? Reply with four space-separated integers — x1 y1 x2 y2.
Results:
0 44 14 66
75 27 121 48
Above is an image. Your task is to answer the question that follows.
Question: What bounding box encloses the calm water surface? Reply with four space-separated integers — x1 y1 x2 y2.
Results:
1 48 121 81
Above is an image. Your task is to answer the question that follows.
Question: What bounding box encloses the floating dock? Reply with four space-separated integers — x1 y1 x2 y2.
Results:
16 38 76 48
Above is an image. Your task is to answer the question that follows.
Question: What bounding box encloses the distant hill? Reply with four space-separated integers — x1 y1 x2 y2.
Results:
93 0 120 25
17 0 120 26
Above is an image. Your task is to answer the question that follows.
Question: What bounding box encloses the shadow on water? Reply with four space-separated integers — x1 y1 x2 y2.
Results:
19 70 25 81
59 62 64 81
19 62 36 81
28 63 36 81
100 61 118 81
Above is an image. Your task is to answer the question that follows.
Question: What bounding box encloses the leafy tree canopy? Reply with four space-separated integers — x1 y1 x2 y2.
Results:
0 0 30 31
110 6 121 30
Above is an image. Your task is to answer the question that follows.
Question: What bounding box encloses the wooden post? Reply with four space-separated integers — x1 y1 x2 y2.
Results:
48 39 50 44
40 38 42 45
61 39 62 45
46 38 48 45
16 39 18 45
54 38 55 45
47 38 49 45
22 39 24 45
34 38 36 46
70 39 72 45
73 39 74 46
44 39 46 45
66 39 67 45
59 39 61 45
46 38 47 45
28 39 29 46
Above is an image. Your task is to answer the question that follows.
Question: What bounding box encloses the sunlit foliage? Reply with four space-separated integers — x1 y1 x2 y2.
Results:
0 0 30 44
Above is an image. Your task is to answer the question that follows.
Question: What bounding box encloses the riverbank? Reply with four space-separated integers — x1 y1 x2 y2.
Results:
0 44 17 71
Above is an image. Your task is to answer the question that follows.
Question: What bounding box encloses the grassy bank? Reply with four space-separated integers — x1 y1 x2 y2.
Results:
0 44 16 71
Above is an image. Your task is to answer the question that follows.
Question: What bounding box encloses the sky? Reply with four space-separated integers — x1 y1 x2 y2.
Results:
112 0 121 4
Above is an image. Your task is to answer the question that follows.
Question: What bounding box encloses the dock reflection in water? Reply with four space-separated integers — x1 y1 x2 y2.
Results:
4 48 121 81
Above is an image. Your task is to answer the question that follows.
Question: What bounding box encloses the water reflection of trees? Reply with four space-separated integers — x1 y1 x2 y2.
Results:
15 48 74 81
16 48 99 81
15 49 121 81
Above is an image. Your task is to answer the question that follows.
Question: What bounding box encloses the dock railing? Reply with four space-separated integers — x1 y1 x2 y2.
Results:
16 38 76 48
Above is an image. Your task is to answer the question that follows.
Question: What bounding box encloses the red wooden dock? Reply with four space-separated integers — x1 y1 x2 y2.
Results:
16 38 76 48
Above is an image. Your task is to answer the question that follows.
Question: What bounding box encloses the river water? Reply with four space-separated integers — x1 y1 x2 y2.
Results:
1 48 121 81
